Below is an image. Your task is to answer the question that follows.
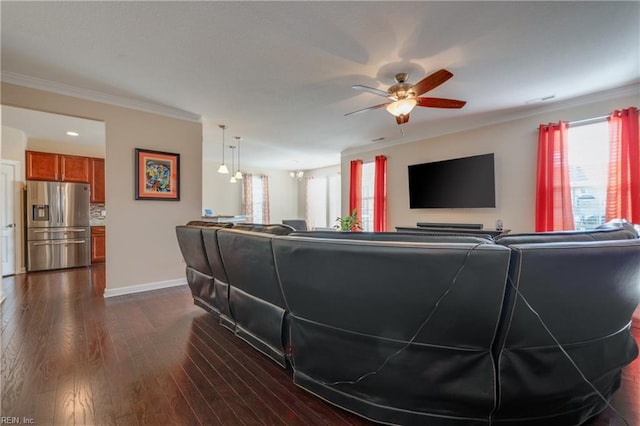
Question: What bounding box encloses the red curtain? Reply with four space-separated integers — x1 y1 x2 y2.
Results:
606 107 640 223
349 160 363 224
373 155 387 232
535 121 574 231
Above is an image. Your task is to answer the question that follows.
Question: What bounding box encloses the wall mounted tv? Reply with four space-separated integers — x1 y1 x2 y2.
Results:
408 153 496 208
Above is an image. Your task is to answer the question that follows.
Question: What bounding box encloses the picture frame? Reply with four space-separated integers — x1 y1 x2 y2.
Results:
134 148 180 201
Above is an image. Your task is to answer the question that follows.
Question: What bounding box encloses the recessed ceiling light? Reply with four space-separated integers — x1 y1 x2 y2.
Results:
66 131 79 136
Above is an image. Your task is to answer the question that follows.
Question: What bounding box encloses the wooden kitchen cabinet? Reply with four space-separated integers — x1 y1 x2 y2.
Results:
91 226 106 263
60 154 90 183
26 151 60 181
26 150 90 183
89 157 105 203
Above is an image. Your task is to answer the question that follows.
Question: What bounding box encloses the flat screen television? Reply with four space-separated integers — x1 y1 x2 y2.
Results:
408 153 496 208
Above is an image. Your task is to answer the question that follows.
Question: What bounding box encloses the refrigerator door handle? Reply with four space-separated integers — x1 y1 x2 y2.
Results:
33 228 86 233
33 240 86 246
59 183 64 224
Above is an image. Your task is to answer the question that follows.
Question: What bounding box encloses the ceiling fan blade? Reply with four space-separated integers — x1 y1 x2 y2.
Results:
410 69 454 96
395 114 410 125
344 102 389 116
416 97 466 109
352 85 390 98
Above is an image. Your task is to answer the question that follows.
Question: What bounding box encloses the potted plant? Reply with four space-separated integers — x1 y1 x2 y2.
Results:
335 209 361 231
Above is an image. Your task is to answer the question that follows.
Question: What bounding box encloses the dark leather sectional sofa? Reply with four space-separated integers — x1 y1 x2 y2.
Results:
175 222 640 426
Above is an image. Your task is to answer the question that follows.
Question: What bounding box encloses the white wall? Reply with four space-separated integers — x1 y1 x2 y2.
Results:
1 126 27 275
202 160 299 223
2 126 28 164
342 94 639 234
297 165 341 215
27 138 105 158
202 159 243 216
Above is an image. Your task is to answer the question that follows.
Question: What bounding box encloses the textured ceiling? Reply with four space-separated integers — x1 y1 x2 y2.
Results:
2 1 639 170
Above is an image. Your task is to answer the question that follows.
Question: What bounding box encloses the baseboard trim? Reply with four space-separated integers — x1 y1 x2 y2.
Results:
104 278 186 298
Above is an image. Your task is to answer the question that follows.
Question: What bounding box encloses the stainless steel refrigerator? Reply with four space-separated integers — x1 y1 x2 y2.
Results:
26 181 91 271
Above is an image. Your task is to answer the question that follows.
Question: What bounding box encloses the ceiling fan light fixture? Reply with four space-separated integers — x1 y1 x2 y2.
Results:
386 98 417 117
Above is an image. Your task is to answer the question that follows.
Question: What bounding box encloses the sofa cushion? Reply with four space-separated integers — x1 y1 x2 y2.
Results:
492 238 640 424
272 236 511 424
216 228 289 366
186 220 233 228
232 223 294 235
494 228 636 245
290 230 494 244
201 227 234 329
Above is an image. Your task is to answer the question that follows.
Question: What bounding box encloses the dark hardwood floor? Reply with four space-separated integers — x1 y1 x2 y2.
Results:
1 265 638 425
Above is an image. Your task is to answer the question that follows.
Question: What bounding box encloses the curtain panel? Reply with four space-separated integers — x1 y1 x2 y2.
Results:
606 107 640 223
261 175 270 224
349 160 363 224
535 121 574 231
373 155 387 232
242 173 253 219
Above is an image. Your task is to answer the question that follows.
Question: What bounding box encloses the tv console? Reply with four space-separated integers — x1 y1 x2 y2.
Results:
416 222 484 230
396 226 510 237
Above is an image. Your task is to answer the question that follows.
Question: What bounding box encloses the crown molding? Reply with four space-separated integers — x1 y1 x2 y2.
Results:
1 71 202 123
342 82 640 157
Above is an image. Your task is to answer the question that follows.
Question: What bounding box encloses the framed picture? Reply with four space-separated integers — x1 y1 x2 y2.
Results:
135 148 180 201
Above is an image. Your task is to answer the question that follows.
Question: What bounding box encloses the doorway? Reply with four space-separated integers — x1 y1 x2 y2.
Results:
1 161 20 276
1 106 106 275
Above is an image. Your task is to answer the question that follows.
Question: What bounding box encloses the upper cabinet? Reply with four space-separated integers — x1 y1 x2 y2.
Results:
25 151 60 181
60 154 90 183
89 157 105 203
26 150 90 183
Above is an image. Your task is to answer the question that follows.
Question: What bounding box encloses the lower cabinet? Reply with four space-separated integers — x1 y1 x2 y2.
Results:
91 226 106 263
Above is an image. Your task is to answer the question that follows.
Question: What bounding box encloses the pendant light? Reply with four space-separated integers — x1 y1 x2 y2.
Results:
229 145 237 183
234 136 243 179
217 124 229 174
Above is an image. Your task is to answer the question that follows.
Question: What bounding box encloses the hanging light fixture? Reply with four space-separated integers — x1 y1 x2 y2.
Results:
289 170 304 180
233 136 243 179
289 160 304 181
386 97 417 117
217 124 229 174
229 145 237 183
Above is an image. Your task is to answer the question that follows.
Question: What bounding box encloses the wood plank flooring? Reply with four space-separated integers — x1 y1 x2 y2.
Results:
1 265 638 425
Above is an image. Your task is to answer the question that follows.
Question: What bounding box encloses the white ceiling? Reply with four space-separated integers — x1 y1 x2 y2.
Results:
1 105 105 148
1 1 639 171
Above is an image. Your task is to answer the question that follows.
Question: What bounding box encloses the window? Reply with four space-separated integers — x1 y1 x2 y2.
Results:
305 174 341 229
242 174 269 223
360 162 375 232
567 121 608 230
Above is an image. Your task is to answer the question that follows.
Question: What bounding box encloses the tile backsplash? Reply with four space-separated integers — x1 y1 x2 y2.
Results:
90 203 106 226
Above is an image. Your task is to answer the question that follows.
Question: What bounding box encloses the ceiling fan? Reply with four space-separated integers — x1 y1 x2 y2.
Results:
345 69 466 125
